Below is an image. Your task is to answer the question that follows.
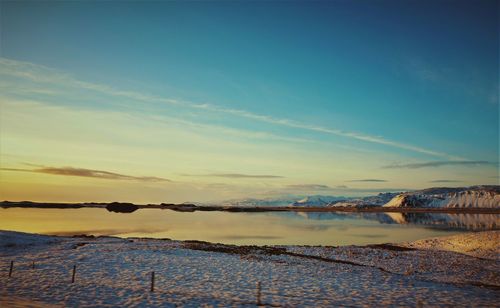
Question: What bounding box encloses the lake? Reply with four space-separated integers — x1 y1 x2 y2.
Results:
0 207 498 245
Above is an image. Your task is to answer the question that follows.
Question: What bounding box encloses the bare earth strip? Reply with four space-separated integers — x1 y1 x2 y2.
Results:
1 230 499 307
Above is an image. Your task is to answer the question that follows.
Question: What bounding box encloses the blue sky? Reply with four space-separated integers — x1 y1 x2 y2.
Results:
0 1 498 203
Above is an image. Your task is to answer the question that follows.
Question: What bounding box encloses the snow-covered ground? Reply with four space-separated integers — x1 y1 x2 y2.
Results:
399 231 499 260
1 230 499 307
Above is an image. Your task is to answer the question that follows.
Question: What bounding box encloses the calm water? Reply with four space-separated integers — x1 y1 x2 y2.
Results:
0 208 498 245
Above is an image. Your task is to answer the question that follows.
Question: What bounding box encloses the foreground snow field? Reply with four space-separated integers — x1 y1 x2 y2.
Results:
1 230 499 307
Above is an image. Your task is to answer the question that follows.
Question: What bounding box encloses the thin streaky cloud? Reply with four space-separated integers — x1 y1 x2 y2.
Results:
0 57 460 160
407 57 499 107
0 98 317 147
182 173 284 179
2 98 381 156
429 180 462 183
262 186 409 196
348 179 387 182
382 160 496 169
286 184 332 190
0 166 170 182
195 104 458 159
148 114 316 144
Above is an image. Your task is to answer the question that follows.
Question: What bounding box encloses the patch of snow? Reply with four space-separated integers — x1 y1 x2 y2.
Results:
329 193 400 208
400 230 500 260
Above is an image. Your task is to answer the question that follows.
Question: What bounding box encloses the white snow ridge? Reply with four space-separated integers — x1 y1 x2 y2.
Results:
383 186 500 208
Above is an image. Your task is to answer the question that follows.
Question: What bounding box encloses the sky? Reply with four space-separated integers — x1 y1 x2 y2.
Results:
0 0 498 203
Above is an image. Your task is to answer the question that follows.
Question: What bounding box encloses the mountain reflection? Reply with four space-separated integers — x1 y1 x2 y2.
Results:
292 212 499 231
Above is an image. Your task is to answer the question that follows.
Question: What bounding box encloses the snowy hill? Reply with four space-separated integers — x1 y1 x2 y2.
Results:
217 186 499 208
220 195 348 207
329 192 400 208
219 197 298 207
291 195 345 207
383 186 500 208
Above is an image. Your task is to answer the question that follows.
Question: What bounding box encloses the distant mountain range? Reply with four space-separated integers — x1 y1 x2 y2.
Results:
219 195 348 207
218 193 400 207
219 185 499 208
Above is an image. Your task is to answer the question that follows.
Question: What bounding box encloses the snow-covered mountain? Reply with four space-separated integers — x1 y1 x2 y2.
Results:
220 195 348 207
217 186 499 208
329 192 400 208
291 195 346 207
383 185 499 208
219 197 297 207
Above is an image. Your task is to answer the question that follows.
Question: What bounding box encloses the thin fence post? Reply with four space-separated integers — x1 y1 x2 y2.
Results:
416 299 423 308
256 281 262 306
8 261 13 278
71 265 76 283
150 271 155 292
32 261 35 270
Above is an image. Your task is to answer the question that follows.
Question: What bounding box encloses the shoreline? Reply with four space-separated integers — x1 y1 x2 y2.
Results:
1 229 498 259
2 200 499 214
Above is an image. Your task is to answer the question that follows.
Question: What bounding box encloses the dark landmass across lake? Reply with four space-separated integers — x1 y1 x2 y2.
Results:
1 201 499 214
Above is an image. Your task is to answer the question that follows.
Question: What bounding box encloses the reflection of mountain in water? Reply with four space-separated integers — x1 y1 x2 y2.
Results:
291 212 499 231
385 213 499 231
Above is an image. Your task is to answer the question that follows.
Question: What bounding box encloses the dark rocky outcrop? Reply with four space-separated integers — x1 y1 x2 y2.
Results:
106 202 138 213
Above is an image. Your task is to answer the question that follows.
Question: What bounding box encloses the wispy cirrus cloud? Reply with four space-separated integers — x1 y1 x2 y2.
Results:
348 179 387 182
0 166 170 182
429 180 462 183
382 160 496 169
285 184 332 190
406 57 499 106
194 105 457 159
181 173 284 179
261 186 409 198
0 57 460 159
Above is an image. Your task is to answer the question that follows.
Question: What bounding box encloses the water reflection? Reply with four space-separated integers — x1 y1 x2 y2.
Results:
290 212 499 231
0 208 498 245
